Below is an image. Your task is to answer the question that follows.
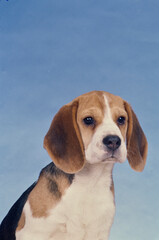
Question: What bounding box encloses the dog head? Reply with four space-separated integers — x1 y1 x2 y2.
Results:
44 91 148 173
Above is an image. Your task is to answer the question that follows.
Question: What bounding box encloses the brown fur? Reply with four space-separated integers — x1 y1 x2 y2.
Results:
16 212 25 231
106 93 128 141
28 168 72 218
28 176 59 218
124 101 148 171
44 102 85 174
106 92 148 171
76 91 105 149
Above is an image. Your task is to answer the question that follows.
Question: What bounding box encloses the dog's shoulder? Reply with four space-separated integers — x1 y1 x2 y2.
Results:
25 162 74 219
0 162 74 240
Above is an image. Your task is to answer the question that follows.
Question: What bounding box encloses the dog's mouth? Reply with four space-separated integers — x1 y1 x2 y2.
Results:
102 154 118 163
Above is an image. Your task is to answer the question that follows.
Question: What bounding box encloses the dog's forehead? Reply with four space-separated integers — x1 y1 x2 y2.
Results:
104 92 125 109
78 91 105 110
75 91 125 113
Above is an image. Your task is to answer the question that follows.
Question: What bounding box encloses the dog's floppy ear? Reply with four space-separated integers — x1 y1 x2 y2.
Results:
124 101 148 172
43 101 85 174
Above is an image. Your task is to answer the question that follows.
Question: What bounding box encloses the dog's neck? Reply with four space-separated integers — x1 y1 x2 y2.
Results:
74 162 114 190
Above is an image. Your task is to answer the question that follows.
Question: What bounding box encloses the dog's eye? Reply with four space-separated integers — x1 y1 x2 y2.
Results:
117 116 125 125
83 117 95 126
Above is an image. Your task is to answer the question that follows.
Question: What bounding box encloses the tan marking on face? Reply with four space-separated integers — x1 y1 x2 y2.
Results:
105 92 128 141
76 91 106 149
28 173 71 218
16 211 25 231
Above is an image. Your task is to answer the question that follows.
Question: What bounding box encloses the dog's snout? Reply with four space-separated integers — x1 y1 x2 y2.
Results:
103 135 121 151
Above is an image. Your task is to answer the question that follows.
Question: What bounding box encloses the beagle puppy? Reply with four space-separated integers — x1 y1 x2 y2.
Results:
0 91 148 240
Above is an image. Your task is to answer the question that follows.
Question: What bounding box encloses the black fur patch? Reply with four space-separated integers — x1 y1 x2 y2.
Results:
41 162 74 184
0 182 36 240
41 162 74 199
48 179 61 199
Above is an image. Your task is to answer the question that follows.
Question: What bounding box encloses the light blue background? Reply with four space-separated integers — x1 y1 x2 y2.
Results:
0 1 158 239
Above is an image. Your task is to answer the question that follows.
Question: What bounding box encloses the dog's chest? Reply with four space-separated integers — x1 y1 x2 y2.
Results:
49 165 115 239
17 164 115 240
60 168 114 222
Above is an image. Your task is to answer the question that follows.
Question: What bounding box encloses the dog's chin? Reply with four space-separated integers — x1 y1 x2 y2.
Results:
102 155 127 165
102 156 117 163
85 150 126 165
86 156 118 165
101 153 126 164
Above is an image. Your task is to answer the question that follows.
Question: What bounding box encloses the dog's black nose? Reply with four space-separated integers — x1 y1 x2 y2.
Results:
103 135 121 151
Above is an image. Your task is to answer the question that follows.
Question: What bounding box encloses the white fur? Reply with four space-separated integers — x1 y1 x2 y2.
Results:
16 163 115 240
16 94 126 240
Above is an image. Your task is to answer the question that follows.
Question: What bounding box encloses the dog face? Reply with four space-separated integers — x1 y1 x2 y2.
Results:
77 92 128 165
44 91 148 173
